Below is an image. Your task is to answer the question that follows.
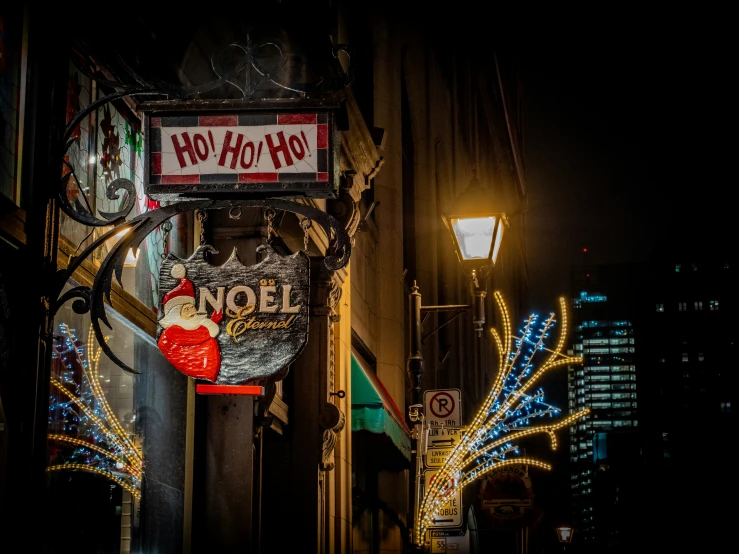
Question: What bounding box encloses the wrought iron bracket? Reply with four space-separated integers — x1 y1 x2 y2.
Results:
51 195 351 375
52 36 355 376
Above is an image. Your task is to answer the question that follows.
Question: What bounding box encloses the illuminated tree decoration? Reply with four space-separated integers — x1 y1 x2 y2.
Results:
47 323 142 499
416 292 589 542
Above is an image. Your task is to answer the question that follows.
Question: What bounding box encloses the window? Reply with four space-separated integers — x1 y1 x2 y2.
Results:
61 61 164 312
709 300 720 311
720 402 732 413
678 302 687 311
675 264 681 273
656 303 664 312
660 357 666 363
682 353 689 362
682 370 689 378
698 353 705 362
47 282 183 550
694 301 703 311
692 263 698 272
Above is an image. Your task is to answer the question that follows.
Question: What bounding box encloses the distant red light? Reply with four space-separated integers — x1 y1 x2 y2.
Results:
586 274 590 277
583 248 588 253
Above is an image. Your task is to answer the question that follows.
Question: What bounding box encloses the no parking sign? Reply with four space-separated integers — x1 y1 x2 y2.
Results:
423 388 462 427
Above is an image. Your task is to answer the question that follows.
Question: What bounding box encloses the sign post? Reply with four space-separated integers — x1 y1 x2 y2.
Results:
417 388 465 548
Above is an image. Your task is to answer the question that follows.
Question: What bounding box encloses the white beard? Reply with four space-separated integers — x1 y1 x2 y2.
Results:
159 305 220 337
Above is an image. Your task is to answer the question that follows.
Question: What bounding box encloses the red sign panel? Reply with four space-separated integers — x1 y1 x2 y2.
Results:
145 111 338 200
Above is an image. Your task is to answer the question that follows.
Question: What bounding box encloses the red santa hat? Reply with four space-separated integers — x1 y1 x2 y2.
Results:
162 264 195 315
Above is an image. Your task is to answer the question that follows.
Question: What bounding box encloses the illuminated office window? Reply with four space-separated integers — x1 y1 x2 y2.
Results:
678 302 687 311
656 303 664 312
675 264 681 273
694 301 703 311
682 353 689 362
709 300 719 311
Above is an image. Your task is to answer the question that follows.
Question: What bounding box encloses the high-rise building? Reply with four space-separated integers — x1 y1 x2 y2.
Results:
567 264 642 551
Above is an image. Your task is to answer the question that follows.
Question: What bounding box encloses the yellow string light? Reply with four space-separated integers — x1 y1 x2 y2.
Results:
48 324 143 497
414 294 588 546
46 464 141 499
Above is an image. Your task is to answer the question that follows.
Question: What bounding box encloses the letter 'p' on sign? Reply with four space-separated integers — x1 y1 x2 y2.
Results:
145 110 339 200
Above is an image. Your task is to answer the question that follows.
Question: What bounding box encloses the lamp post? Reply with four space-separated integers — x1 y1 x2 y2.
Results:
406 175 506 551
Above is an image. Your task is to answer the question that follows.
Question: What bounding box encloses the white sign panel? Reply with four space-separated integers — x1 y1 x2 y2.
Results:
427 426 465 449
423 469 463 527
424 388 462 427
425 447 453 468
146 111 338 200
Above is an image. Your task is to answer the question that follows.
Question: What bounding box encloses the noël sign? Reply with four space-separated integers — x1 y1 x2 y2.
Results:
157 244 309 386
145 110 339 200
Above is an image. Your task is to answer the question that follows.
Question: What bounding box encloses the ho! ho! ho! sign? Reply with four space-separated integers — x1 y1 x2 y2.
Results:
145 111 339 200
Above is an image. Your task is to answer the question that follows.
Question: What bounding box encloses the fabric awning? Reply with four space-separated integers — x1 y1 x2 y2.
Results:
351 354 411 461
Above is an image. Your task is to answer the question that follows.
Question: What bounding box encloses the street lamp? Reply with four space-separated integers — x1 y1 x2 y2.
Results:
555 525 574 550
441 175 508 337
406 175 506 550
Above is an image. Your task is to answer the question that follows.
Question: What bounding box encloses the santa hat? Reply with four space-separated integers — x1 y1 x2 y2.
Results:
162 264 195 315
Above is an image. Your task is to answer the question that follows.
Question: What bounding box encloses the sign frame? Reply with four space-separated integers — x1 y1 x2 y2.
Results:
424 388 462 427
143 101 341 201
423 469 463 528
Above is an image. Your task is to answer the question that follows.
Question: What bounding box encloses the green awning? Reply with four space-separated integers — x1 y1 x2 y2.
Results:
351 354 411 461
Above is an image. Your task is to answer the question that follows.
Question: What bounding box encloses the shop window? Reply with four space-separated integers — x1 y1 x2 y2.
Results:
46 281 189 551
61 60 169 312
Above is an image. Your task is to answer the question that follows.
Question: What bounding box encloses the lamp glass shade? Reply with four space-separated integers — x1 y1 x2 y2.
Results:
555 526 574 543
491 218 505 264
450 216 496 261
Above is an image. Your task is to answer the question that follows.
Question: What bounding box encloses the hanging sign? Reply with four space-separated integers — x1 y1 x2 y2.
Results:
157 244 309 385
145 110 339 200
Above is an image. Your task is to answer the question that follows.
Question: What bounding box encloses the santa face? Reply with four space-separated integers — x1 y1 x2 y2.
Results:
160 303 216 333
180 303 200 321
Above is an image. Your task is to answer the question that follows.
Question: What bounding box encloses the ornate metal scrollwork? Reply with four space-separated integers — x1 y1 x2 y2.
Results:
53 38 354 375
52 198 351 375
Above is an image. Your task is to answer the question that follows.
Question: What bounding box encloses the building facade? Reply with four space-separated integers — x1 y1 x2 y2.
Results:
567 264 642 551
0 3 528 553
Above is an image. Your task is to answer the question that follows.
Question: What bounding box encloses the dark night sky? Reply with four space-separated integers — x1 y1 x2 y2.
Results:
518 34 733 316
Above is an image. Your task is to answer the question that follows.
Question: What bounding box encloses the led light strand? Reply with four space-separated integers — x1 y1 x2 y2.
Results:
415 295 588 545
47 323 142 498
